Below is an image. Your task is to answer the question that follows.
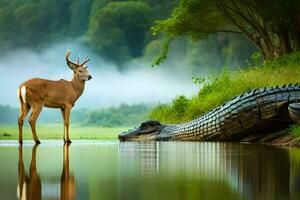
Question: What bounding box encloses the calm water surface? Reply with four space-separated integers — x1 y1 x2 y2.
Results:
0 140 299 200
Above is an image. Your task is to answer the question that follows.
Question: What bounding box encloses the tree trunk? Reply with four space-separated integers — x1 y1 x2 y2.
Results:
278 31 293 56
251 32 277 60
291 16 300 50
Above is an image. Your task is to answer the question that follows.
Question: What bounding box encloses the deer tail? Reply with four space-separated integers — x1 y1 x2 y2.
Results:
17 86 27 104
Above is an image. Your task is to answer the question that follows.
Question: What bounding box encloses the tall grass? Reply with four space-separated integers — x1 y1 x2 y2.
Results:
149 51 300 123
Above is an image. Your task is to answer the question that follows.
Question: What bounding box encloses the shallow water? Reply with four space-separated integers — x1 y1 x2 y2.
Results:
0 140 299 200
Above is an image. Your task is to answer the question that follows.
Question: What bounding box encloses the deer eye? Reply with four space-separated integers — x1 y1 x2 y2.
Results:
78 70 83 73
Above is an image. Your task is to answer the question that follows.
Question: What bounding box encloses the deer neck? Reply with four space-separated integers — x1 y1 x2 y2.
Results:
71 73 85 99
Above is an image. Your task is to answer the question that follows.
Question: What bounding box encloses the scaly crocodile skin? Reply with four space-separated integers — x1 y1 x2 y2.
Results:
167 83 300 141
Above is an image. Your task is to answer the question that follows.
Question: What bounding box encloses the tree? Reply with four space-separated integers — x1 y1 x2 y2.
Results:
153 0 300 64
69 0 93 36
88 1 152 64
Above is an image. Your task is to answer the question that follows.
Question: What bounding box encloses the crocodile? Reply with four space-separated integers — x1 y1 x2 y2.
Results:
118 84 300 142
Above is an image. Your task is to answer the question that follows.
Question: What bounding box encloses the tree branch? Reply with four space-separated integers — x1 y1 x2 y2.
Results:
215 29 243 34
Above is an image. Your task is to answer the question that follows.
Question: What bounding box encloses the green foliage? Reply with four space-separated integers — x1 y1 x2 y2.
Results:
149 51 300 123
151 36 172 66
153 0 300 62
151 33 257 71
0 0 256 69
290 125 300 137
171 96 189 119
88 1 152 63
84 103 152 127
0 0 72 49
69 0 93 36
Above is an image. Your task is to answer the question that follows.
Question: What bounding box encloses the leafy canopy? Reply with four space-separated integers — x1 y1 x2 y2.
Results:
153 0 300 64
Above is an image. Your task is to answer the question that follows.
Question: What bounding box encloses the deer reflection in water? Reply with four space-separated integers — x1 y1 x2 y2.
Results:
61 144 75 200
17 144 75 200
17 144 41 200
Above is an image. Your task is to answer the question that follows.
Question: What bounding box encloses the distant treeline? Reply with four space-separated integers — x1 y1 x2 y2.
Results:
0 104 152 127
0 0 176 63
0 0 256 69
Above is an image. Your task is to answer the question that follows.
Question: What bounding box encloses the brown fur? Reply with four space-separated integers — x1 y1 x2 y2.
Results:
17 50 91 144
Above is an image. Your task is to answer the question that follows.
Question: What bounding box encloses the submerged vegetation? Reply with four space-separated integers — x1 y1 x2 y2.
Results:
149 51 300 123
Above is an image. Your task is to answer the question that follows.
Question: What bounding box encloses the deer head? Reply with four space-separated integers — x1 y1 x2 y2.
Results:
66 49 92 81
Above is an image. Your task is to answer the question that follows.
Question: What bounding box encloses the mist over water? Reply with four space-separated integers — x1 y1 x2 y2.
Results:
0 41 198 108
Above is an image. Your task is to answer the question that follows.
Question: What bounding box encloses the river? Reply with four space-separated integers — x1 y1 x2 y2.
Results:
0 140 299 200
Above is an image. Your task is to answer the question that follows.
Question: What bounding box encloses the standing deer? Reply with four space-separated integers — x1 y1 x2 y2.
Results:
17 49 92 144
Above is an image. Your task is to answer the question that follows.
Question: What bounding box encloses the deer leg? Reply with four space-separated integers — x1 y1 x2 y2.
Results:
29 144 39 175
18 103 30 145
61 108 66 142
28 105 43 144
64 106 72 144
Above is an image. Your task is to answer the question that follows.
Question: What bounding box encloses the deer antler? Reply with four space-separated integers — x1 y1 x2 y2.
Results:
66 49 90 67
81 56 90 66
65 49 78 70
65 49 77 66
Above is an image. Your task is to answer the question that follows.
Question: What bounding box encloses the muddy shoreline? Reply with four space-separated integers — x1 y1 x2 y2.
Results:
240 128 300 147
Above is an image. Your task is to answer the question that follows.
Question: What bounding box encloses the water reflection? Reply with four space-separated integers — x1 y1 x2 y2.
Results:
18 144 41 200
119 142 300 200
119 142 159 175
17 144 75 200
0 141 297 199
61 144 75 200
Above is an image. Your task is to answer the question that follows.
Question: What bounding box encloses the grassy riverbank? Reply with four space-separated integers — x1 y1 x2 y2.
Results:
149 51 300 136
0 124 124 140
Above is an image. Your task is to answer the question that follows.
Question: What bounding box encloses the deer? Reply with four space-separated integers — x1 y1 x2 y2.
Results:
17 49 92 145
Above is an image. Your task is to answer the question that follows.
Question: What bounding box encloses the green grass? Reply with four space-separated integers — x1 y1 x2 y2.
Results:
0 124 128 140
290 125 300 137
149 51 300 123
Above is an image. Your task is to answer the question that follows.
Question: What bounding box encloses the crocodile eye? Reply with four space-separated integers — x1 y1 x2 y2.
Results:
144 124 151 129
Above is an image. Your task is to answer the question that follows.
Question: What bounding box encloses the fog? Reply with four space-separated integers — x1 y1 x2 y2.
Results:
0 42 198 109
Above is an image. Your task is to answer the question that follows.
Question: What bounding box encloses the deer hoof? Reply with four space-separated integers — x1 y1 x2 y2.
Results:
35 140 41 144
64 139 72 144
19 140 23 145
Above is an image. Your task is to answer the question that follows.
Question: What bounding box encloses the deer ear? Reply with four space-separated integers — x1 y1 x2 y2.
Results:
67 63 77 71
